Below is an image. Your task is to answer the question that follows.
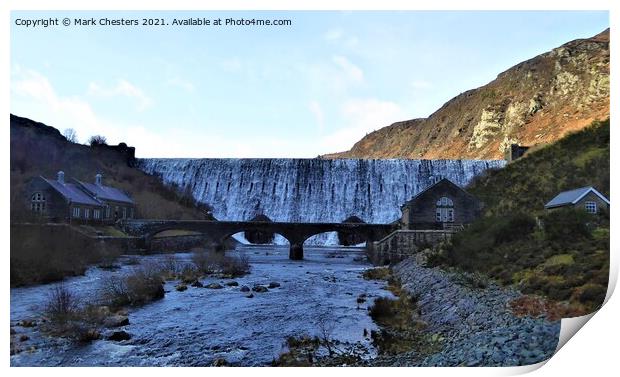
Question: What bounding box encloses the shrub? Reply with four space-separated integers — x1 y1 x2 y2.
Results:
101 265 164 308
362 267 391 280
88 135 108 146
369 297 396 322
45 284 80 324
542 208 593 243
220 253 250 277
577 283 607 306
191 249 222 274
192 249 251 277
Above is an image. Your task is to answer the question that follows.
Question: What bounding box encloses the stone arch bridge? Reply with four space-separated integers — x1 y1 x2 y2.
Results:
118 219 396 260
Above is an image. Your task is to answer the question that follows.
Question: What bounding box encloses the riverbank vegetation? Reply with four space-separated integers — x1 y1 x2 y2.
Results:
37 249 249 343
10 224 123 286
365 268 443 357
429 118 610 316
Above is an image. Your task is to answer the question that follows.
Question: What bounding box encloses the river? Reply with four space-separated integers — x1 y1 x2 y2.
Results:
10 245 392 366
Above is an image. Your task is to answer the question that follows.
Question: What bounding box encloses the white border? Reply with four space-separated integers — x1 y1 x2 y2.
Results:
2 1 617 376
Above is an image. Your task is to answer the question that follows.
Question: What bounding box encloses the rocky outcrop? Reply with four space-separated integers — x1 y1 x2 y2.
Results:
324 29 609 160
370 258 560 366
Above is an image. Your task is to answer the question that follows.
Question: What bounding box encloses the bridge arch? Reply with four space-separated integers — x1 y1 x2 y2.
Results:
120 219 396 261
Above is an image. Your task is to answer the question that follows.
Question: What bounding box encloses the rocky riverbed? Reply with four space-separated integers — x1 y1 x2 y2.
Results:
367 257 561 366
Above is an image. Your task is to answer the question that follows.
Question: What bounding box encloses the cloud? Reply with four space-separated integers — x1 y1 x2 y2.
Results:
166 77 195 92
308 101 325 132
332 55 364 84
12 67 116 142
10 66 324 158
324 29 343 41
319 98 406 154
87 79 152 111
324 29 359 49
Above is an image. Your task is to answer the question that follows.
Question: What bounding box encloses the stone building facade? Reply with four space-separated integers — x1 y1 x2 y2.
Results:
25 171 135 223
400 178 482 230
545 186 610 214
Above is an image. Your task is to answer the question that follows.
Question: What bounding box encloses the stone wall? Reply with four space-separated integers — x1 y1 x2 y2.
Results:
367 229 453 265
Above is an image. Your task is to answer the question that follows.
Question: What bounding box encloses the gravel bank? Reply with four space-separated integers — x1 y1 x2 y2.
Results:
368 258 560 366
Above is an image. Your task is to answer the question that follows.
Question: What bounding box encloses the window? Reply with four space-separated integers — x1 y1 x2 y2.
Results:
93 209 101 219
129 208 134 219
84 208 90 219
585 201 597 214
72 207 81 218
436 196 455 223
105 205 110 218
30 192 46 213
122 207 127 219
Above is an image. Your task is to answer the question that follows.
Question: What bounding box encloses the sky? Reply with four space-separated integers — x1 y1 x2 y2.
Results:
10 11 609 158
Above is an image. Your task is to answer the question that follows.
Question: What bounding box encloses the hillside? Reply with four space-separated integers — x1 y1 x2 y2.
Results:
468 118 609 215
324 29 609 160
10 114 205 221
430 118 610 316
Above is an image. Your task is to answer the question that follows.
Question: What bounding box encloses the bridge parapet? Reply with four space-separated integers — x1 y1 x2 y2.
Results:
117 219 396 260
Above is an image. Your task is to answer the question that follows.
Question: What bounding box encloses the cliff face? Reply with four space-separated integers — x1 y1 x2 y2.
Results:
324 29 609 160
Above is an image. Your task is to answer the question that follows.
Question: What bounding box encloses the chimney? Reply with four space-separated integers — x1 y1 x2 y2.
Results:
57 171 65 184
95 173 103 186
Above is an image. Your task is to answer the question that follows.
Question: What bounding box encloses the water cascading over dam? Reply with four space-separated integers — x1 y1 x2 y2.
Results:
138 158 505 244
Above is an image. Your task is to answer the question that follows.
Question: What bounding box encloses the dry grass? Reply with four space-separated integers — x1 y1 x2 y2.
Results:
11 224 122 286
191 249 250 277
100 264 165 308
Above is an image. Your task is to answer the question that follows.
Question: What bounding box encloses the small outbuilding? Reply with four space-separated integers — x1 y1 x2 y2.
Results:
544 186 610 214
400 178 482 230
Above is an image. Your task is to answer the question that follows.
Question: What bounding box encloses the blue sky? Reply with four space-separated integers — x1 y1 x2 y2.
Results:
10 11 609 158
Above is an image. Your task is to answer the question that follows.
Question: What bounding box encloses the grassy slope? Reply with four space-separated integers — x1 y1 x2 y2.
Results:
10 114 204 220
432 119 610 316
467 118 609 215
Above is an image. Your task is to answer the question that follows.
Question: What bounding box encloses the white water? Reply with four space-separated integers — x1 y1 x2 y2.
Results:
139 158 505 244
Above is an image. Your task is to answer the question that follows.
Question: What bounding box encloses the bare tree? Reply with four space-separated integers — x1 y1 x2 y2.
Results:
316 312 336 356
63 128 78 143
88 135 108 146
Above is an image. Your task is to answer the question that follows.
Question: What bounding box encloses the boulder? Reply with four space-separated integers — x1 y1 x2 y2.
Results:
240 286 250 292
106 330 131 341
245 293 254 299
212 358 230 366
176 284 188 292
206 283 224 289
191 281 204 288
18 319 36 328
252 285 269 293
226 281 239 287
268 282 281 289
104 315 130 328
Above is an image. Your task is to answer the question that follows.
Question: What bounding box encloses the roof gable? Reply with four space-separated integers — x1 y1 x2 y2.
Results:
545 187 610 208
403 178 476 207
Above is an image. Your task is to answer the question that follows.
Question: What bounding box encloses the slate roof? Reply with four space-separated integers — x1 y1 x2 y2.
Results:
76 180 134 204
402 178 474 207
42 178 103 206
545 186 610 209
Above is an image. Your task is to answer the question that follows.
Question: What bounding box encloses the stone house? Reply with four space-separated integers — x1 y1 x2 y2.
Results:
400 178 482 230
544 186 610 214
74 174 135 220
25 171 135 223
